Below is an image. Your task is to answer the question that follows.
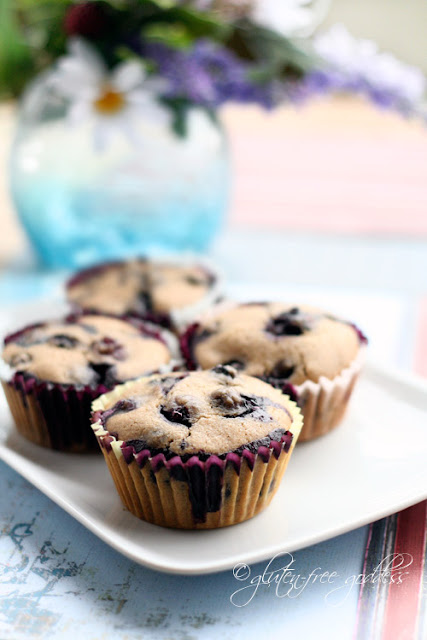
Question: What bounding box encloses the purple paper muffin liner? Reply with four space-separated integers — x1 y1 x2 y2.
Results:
179 322 200 371
2 372 108 451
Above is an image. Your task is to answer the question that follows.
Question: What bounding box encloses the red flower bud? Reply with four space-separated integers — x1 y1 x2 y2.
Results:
64 2 110 40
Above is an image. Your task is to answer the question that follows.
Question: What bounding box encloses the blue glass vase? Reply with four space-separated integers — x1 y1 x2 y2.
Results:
10 72 230 269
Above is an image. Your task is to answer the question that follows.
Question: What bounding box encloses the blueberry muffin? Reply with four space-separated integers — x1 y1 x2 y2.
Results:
91 366 303 529
181 302 367 441
1 314 178 451
66 257 221 331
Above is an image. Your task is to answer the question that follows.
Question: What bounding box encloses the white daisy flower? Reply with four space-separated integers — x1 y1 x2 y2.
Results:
193 0 329 34
252 0 331 38
49 38 169 151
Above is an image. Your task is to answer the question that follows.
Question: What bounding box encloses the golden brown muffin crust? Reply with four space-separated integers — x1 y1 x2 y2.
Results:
100 367 297 455
67 260 213 316
192 303 360 384
2 315 172 385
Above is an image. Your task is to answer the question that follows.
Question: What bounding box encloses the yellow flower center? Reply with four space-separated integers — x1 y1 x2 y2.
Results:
94 87 125 115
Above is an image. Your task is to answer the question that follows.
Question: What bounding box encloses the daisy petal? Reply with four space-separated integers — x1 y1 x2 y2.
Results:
92 120 111 153
50 64 99 101
117 111 143 147
127 89 166 108
57 57 100 85
68 100 92 126
112 61 147 92
69 37 107 81
253 0 330 37
125 89 151 106
128 98 171 127
144 76 170 96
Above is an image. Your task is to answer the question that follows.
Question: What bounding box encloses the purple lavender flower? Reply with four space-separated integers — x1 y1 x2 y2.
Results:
311 25 426 118
144 39 283 109
143 42 214 106
137 25 426 121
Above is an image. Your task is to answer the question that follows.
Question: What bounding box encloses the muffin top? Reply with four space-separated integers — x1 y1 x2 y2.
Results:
186 303 365 385
93 366 301 456
66 259 215 317
2 314 174 387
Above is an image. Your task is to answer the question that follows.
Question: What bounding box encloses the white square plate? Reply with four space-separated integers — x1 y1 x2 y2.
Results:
1 300 426 575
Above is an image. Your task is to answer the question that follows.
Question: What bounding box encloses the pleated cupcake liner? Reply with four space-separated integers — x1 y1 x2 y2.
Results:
294 347 366 442
91 385 303 529
180 323 366 442
179 322 201 370
1 373 108 451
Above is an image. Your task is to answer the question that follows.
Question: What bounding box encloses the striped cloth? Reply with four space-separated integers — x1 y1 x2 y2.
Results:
355 503 427 640
354 309 427 639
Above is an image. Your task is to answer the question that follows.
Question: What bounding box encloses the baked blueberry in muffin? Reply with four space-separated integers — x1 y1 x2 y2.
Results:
181 302 367 441
1 314 178 451
66 258 221 330
92 366 302 529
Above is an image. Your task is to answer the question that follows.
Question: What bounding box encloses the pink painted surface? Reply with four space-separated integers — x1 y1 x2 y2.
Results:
377 293 427 640
223 99 427 234
414 298 427 378
382 502 427 640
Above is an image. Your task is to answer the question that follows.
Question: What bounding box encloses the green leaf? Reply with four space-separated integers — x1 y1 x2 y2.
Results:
144 0 178 8
0 0 69 97
167 6 230 40
0 0 34 97
139 5 231 41
227 19 315 81
160 96 191 137
143 22 193 49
